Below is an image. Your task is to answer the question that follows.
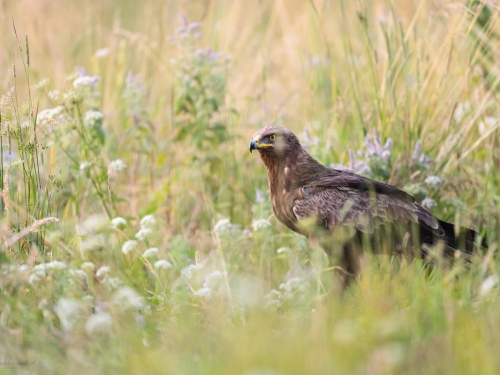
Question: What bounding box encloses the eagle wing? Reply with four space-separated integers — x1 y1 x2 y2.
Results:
292 169 439 235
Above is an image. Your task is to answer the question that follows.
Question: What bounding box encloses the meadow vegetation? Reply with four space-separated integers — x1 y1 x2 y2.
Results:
1 0 500 374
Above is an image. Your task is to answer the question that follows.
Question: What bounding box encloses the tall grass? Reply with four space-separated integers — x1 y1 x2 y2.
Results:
0 0 500 374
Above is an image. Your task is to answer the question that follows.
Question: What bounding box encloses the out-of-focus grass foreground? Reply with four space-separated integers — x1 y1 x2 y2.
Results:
1 0 500 374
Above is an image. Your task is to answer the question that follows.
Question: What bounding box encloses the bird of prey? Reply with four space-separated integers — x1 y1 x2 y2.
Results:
249 126 486 280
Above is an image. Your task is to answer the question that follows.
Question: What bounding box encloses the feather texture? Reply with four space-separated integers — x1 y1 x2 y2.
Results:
250 126 486 266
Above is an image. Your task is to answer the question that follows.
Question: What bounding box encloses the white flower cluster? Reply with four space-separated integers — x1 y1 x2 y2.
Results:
421 198 437 209
108 159 127 176
73 75 100 89
111 217 127 229
264 276 308 310
85 312 113 334
424 176 443 187
143 247 158 258
191 270 227 301
154 259 172 270
135 214 156 241
181 264 203 279
252 219 271 231
95 266 110 278
54 298 81 332
113 286 144 310
122 240 138 255
84 109 103 127
37 105 65 126
213 218 240 234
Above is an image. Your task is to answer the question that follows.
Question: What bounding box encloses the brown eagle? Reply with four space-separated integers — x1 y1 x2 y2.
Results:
249 126 486 279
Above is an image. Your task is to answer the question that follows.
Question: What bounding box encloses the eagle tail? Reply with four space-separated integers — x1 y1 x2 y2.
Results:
435 219 487 254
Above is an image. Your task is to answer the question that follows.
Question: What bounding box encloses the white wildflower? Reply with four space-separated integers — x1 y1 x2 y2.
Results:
154 260 172 270
264 289 283 310
203 270 226 289
69 269 88 281
48 90 60 101
73 75 100 89
279 277 306 300
37 106 64 125
454 101 470 123
54 298 81 332
140 214 157 229
181 264 203 279
84 109 103 127
81 262 95 272
108 159 127 175
79 161 91 171
95 266 110 278
480 274 499 297
28 273 42 285
421 198 437 209
33 78 49 90
95 48 110 59
143 247 159 258
424 176 443 187
33 261 67 276
252 219 271 231
113 286 144 310
479 117 497 136
135 228 153 241
213 218 233 233
276 247 291 254
122 240 138 255
18 264 29 272
85 312 113 334
193 287 212 301
104 277 123 290
111 217 127 229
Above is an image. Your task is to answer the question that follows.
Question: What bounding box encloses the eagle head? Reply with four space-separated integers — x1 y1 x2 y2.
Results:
249 126 301 159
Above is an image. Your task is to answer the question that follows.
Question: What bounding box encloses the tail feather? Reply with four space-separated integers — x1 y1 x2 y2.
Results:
436 220 487 254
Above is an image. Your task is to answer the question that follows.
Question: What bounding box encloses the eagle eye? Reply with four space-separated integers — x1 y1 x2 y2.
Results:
269 134 276 141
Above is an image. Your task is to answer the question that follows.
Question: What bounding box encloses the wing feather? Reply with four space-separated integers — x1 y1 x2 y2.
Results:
293 169 439 234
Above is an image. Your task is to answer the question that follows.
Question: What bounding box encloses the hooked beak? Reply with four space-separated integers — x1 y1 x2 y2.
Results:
249 140 259 153
249 138 272 153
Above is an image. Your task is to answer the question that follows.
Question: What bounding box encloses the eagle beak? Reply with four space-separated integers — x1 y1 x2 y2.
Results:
249 140 259 153
249 138 272 153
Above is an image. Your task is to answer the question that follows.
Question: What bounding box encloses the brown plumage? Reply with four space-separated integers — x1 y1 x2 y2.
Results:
250 126 486 281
